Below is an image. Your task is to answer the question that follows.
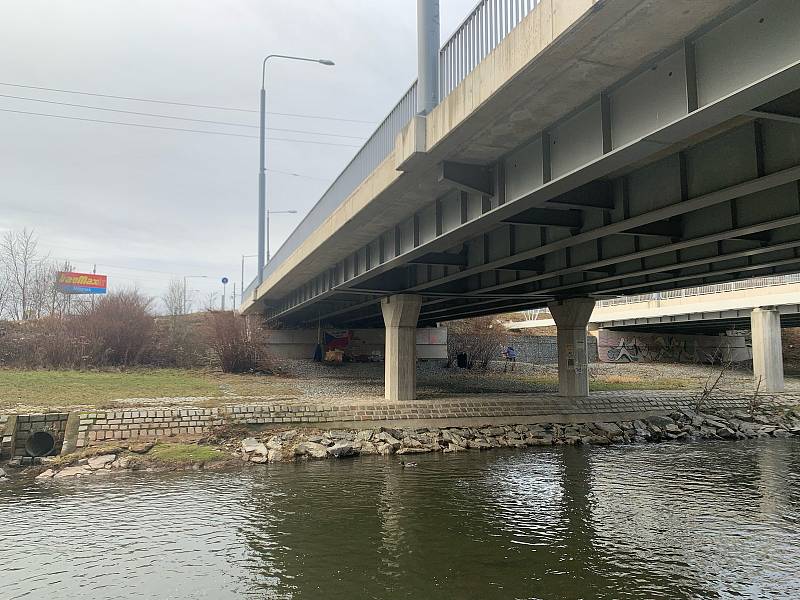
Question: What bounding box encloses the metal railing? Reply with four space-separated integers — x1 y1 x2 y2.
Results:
595 274 800 308
440 0 540 99
245 0 540 301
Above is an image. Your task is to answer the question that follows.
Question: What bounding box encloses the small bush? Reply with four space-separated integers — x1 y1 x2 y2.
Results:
202 311 269 373
76 291 155 366
446 316 508 369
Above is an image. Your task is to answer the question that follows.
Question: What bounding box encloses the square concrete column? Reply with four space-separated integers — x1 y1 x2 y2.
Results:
547 297 596 398
751 307 784 392
381 294 423 401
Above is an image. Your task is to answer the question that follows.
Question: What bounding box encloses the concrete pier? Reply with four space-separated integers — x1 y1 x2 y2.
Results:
548 298 596 398
381 294 423 401
751 307 784 393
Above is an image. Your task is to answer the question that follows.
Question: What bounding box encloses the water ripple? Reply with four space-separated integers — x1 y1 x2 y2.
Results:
0 440 798 599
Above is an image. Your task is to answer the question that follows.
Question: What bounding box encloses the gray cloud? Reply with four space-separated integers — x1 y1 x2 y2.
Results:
0 0 475 308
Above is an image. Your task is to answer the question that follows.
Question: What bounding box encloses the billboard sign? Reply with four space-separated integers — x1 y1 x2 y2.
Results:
57 271 108 295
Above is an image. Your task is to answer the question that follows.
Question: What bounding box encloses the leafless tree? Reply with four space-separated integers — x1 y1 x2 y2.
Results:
0 228 46 320
162 277 185 316
447 316 508 369
202 291 219 312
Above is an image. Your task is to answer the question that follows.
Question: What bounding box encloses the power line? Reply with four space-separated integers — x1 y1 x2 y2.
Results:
0 107 362 148
0 81 377 124
0 93 368 140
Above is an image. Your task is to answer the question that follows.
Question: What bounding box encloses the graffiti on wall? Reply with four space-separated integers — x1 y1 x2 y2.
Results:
598 330 750 364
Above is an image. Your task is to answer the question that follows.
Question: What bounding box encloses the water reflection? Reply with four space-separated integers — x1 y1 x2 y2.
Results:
1 440 798 599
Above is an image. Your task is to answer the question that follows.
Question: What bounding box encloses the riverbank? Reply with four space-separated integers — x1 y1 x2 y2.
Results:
6 361 800 414
16 401 800 481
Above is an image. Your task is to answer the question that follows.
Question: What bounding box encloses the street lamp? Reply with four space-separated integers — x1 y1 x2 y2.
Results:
266 209 299 263
183 275 208 315
258 54 334 285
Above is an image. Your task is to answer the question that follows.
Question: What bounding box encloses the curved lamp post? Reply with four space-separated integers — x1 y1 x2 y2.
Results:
257 54 334 286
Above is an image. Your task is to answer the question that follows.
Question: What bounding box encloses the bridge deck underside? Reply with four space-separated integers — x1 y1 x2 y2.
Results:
261 1 800 330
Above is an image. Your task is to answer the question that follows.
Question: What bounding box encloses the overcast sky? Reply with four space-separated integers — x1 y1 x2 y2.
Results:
0 0 475 310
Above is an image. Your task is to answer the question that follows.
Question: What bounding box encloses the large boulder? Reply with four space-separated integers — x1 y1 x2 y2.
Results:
327 441 357 458
480 427 506 437
129 442 155 454
594 422 624 438
241 438 268 459
355 430 374 442
295 442 330 459
87 454 117 470
241 438 264 453
266 436 283 450
375 431 402 450
54 466 92 478
645 415 675 429
327 430 355 441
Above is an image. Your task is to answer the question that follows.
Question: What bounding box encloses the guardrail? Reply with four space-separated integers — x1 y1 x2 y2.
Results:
245 0 540 301
519 274 800 321
595 274 800 307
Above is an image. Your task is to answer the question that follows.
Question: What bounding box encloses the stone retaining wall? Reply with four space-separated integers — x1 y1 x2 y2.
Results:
3 391 799 455
76 409 225 448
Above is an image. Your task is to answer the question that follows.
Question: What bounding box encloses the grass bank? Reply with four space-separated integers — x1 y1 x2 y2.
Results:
0 368 299 411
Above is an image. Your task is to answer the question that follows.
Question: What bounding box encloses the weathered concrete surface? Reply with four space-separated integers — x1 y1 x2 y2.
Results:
548 297 595 398
381 294 423 401
752 307 785 392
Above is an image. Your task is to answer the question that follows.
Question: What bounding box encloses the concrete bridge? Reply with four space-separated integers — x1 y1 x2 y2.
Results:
243 0 800 401
508 275 800 332
509 274 800 391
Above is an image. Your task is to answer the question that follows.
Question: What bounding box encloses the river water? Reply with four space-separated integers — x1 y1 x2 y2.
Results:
2 439 799 599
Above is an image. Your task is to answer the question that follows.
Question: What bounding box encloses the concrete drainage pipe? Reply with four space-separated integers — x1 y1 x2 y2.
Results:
26 431 56 457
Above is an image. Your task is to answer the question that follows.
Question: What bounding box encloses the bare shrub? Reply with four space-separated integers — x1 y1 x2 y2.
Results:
202 311 269 373
693 359 732 412
446 316 508 369
73 290 155 366
0 317 83 368
150 314 210 368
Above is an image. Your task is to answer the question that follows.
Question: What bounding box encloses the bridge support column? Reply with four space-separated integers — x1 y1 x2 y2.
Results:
548 298 596 398
751 307 784 393
381 294 423 401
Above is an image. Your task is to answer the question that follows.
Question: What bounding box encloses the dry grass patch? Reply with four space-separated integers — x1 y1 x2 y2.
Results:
0 368 300 412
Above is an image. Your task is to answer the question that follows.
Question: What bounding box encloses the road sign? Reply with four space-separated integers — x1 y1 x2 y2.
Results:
221 277 229 284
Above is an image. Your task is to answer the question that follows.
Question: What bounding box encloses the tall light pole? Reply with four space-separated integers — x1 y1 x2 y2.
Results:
183 275 208 315
258 54 334 285
266 209 299 263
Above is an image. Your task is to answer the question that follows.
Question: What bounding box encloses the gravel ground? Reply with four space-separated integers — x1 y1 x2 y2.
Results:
271 359 799 400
